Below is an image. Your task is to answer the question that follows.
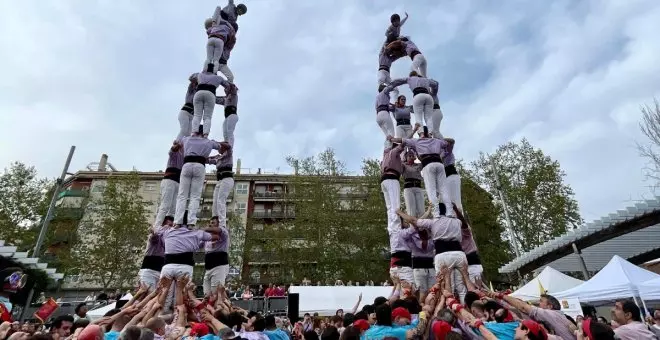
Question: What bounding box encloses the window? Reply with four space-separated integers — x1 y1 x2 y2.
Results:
145 183 156 191
235 202 247 215
235 183 249 195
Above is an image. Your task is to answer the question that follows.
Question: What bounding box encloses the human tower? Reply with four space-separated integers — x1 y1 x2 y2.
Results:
375 13 483 303
131 4 483 309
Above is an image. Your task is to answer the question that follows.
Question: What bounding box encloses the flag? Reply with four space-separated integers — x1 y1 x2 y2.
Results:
489 281 494 292
34 298 58 323
537 279 546 295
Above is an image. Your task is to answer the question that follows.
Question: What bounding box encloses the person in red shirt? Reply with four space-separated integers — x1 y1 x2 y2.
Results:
264 283 274 297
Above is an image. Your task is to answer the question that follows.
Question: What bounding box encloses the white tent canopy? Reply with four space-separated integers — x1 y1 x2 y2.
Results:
554 255 660 304
289 286 392 316
87 294 133 321
511 266 584 301
639 277 660 301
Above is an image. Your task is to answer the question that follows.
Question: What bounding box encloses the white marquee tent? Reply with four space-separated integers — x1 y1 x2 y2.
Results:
511 266 584 301
289 286 392 316
638 277 660 301
554 255 660 304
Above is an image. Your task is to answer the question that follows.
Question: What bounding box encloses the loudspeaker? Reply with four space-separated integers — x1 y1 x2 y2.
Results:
287 293 300 321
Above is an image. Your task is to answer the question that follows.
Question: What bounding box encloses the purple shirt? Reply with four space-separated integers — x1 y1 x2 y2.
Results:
180 136 220 158
159 227 212 254
400 227 434 258
144 228 165 257
375 85 396 112
416 217 462 242
166 148 184 170
185 77 197 104
378 50 396 69
213 0 238 24
209 144 233 169
392 105 412 120
381 144 404 175
442 143 455 166
461 226 478 255
403 40 420 56
430 81 439 105
403 138 448 157
403 164 422 181
207 21 234 38
205 226 229 253
391 77 439 93
390 228 411 253
197 72 231 88
216 93 238 108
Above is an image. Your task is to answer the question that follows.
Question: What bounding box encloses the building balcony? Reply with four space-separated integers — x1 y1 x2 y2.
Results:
253 191 285 200
58 189 88 199
251 210 295 219
198 209 235 220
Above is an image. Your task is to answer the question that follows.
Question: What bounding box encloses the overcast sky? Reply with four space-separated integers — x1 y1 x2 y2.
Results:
1 0 659 222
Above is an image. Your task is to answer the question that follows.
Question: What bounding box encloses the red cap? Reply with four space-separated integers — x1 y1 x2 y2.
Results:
190 322 210 337
352 319 370 332
521 319 548 340
432 320 452 340
391 307 411 321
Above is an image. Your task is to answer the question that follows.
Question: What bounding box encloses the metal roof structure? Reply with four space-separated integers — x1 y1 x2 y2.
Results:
0 240 64 281
499 197 660 274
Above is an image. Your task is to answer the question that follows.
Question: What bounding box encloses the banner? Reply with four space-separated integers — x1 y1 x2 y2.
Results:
559 297 582 319
34 298 59 323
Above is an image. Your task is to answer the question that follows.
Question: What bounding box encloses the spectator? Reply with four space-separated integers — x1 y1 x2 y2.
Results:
611 300 658 340
302 278 311 286
84 293 95 302
242 289 254 300
96 291 108 301
263 315 288 340
74 303 89 321
50 315 74 338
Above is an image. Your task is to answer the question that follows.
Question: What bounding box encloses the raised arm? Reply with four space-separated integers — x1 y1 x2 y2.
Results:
389 77 408 88
400 12 409 27
396 209 418 226
350 293 362 314
215 96 226 106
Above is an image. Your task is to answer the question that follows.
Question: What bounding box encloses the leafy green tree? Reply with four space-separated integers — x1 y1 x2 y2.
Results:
227 212 245 278
0 162 52 250
468 139 582 252
75 172 150 289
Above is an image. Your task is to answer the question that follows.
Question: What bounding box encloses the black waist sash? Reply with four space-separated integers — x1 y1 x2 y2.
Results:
434 239 463 255
141 255 165 271
413 87 429 96
163 167 182 183
184 155 206 165
224 105 237 118
181 103 194 113
409 50 421 60
204 251 229 270
433 103 440 110
376 104 390 113
420 154 443 168
404 178 422 188
396 118 411 126
219 57 228 65
216 166 234 180
412 257 434 269
164 252 195 266
445 164 458 177
380 171 400 183
392 251 412 267
379 65 391 72
466 252 482 265
197 84 217 95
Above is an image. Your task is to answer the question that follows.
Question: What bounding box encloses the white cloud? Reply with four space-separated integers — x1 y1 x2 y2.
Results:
1 0 659 222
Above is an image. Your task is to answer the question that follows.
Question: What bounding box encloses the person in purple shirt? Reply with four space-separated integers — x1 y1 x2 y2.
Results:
204 15 236 73
177 73 198 140
385 12 408 44
392 95 413 139
389 74 439 129
398 208 436 301
429 80 443 138
208 141 234 227
218 29 236 83
386 38 427 77
192 65 235 137
203 216 230 298
402 150 425 218
375 84 397 148
442 140 461 213
389 128 454 219
377 44 404 100
153 141 184 228
215 89 238 147
138 216 172 292
212 0 247 26
381 143 404 244
174 126 223 227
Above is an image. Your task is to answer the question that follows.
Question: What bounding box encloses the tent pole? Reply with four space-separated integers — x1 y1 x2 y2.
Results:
571 243 590 280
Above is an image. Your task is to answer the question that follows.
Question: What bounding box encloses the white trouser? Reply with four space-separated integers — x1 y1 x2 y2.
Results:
174 163 206 225
223 113 238 146
378 70 399 98
138 268 160 292
203 264 229 296
412 94 433 127
413 267 436 293
403 187 425 218
395 124 412 139
206 37 225 71
192 90 216 136
218 63 234 83
420 163 453 218
213 177 235 226
177 110 193 140
376 111 395 140
154 179 179 228
160 263 194 311
430 108 443 138
434 250 468 303
411 54 427 77
381 179 401 238
445 173 463 213
468 265 483 285
389 266 413 284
